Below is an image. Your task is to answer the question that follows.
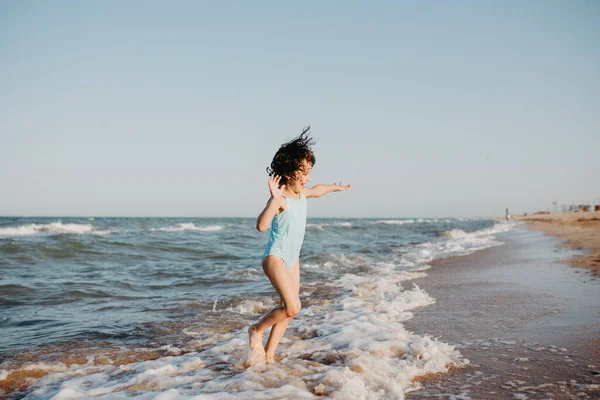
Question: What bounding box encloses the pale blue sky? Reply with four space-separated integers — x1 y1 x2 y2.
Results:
1 1 598 218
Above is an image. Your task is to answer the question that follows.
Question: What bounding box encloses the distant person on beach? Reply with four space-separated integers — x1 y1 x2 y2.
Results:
247 127 350 365
506 208 511 223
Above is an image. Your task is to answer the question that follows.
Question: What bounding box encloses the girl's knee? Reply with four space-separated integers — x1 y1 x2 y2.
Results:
284 299 301 318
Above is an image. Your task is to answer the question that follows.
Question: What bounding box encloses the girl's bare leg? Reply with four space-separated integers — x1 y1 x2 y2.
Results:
265 259 300 361
248 257 301 359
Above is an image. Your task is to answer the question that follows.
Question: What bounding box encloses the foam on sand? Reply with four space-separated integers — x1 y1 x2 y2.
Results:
396 222 514 267
25 258 467 399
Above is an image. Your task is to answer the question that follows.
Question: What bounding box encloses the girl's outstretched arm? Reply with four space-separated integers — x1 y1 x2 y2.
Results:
256 176 287 232
304 182 350 199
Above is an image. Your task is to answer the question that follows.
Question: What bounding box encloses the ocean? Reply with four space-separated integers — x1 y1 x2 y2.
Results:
0 216 512 399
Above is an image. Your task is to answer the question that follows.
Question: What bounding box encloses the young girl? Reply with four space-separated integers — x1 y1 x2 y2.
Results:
248 127 350 364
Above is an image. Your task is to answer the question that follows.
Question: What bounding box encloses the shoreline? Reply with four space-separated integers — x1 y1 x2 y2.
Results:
2 221 599 398
0 218 501 398
514 211 600 276
405 225 600 398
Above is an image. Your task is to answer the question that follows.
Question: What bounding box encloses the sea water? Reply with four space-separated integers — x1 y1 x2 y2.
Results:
0 216 512 399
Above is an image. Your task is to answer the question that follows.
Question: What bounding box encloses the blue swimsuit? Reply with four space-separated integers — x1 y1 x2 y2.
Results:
263 192 307 268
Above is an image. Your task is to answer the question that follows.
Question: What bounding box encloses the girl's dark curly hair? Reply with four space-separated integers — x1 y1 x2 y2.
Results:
267 126 317 186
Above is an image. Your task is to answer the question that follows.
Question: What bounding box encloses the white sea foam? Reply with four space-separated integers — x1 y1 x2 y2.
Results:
301 262 321 270
375 219 454 225
29 255 467 399
440 228 468 238
0 221 110 237
302 253 376 273
376 219 416 225
397 222 514 267
151 223 225 232
306 223 327 231
334 222 352 227
307 222 352 231
321 253 371 269
224 298 276 315
12 220 514 399
222 267 263 283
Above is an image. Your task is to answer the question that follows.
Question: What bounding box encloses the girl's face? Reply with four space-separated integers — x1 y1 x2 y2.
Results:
287 160 312 193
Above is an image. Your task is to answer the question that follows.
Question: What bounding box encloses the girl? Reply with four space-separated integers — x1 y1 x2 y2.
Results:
248 127 350 364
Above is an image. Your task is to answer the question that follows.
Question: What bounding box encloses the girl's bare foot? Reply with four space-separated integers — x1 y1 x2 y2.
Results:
248 325 264 352
245 325 265 367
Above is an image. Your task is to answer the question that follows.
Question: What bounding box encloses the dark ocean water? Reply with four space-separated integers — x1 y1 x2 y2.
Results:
0 216 511 398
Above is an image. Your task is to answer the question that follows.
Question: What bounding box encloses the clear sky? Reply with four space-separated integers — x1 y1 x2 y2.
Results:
1 1 598 218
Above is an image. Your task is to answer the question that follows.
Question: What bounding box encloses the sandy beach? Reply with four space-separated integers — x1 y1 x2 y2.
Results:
405 225 600 399
515 211 600 276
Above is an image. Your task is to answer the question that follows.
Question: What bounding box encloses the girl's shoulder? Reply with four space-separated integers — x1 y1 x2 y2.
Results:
267 196 288 215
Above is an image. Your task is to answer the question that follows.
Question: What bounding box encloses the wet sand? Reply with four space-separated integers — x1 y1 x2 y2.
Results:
405 225 600 399
515 211 600 276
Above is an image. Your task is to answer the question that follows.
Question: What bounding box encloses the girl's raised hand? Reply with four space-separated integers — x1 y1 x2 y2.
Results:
334 182 351 192
268 175 286 199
